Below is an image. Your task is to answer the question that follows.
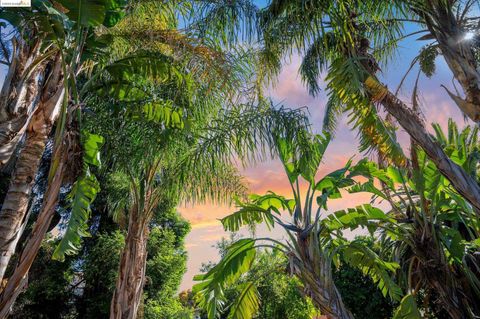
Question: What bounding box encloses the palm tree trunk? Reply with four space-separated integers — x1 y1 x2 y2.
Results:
0 85 63 281
110 211 149 319
364 77 480 212
0 140 67 318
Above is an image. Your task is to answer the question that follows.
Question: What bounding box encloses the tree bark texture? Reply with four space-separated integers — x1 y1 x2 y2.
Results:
0 72 63 282
364 76 480 213
423 4 480 122
293 236 354 319
0 138 67 318
110 210 149 319
0 37 43 168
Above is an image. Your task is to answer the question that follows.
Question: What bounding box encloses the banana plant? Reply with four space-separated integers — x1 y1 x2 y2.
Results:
193 132 403 319
352 119 480 318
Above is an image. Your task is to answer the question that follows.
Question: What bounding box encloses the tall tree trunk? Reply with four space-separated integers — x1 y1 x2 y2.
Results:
0 74 63 282
0 136 67 318
110 212 149 319
364 76 480 212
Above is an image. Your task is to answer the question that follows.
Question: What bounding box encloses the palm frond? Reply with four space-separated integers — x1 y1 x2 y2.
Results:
189 0 258 47
221 193 295 232
181 101 310 173
392 294 421 319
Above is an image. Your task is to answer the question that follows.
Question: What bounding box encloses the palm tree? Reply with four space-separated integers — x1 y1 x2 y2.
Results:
0 15 54 167
108 158 245 319
0 0 313 315
80 64 311 318
394 0 480 122
0 0 132 312
195 0 480 212
251 0 480 214
194 133 402 319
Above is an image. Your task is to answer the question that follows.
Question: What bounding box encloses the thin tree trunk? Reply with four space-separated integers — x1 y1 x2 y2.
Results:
110 211 149 319
0 139 67 318
0 84 63 281
364 77 480 212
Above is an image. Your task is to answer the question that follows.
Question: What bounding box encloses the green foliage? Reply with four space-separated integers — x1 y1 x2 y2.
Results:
324 204 392 232
53 133 104 261
221 193 295 232
256 0 408 165
53 172 100 261
79 210 191 318
333 238 396 319
143 212 192 319
227 282 259 319
193 239 257 319
198 240 317 319
195 134 402 318
144 298 193 319
82 133 105 167
342 243 402 301
355 120 480 316
9 240 75 319
56 0 126 27
250 251 318 319
80 231 125 318
418 45 438 78
144 210 190 296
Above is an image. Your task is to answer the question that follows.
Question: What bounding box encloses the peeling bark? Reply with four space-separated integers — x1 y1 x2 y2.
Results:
110 210 149 319
0 135 68 318
0 55 63 281
0 38 44 168
299 265 353 319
